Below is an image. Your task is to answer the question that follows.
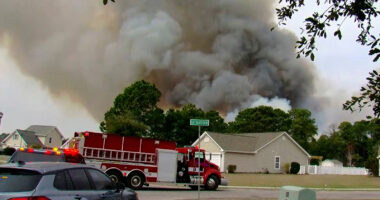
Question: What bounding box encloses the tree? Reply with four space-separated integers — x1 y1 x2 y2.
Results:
288 108 318 150
101 80 164 137
228 106 291 133
343 70 380 118
160 104 228 147
276 0 380 62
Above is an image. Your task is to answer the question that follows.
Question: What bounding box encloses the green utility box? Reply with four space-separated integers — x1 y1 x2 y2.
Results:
279 186 316 200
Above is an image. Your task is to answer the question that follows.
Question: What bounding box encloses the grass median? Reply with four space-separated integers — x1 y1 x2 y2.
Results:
223 173 380 189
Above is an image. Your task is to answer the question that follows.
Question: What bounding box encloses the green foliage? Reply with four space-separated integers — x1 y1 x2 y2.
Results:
160 104 228 147
228 106 291 133
290 162 300 174
276 0 380 62
227 165 237 173
2 147 15 156
101 80 164 137
310 158 320 166
29 144 42 149
288 109 318 150
102 0 115 5
344 70 380 119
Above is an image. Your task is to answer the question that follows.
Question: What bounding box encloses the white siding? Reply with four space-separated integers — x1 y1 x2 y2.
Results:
3 132 25 148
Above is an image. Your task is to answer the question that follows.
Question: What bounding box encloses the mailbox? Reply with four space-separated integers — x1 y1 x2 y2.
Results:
279 186 316 200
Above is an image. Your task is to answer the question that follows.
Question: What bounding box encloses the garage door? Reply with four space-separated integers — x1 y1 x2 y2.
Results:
205 152 222 172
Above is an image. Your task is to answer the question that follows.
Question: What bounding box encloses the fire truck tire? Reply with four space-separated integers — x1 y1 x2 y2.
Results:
126 172 145 190
205 175 219 190
107 170 123 184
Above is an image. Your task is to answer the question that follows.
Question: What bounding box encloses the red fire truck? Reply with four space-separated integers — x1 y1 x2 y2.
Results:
66 131 227 190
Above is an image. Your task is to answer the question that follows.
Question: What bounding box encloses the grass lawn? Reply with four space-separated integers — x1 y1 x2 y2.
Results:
223 173 380 189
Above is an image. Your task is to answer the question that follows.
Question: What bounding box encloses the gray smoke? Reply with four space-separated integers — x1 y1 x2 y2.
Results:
0 0 318 122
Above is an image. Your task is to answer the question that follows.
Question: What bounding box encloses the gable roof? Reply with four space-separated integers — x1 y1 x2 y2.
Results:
0 133 9 142
26 125 63 138
16 129 43 146
194 131 310 157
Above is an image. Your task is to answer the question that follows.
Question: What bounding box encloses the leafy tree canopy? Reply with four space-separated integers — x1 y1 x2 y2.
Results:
100 80 164 137
277 0 380 62
288 108 318 150
228 106 291 133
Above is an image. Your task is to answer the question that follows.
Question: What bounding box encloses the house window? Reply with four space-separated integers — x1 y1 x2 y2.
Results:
275 156 280 170
49 138 52 144
13 134 18 140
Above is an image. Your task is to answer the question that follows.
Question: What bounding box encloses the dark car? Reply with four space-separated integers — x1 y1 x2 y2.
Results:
8 148 86 164
0 162 138 200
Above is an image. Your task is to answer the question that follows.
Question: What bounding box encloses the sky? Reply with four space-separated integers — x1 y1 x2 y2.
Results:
0 1 379 139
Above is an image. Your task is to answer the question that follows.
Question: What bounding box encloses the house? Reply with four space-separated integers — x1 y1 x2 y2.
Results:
26 125 64 148
192 131 311 173
1 129 43 148
0 133 9 150
321 159 343 167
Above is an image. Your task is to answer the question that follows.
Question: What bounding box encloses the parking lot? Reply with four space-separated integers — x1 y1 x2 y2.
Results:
137 185 380 200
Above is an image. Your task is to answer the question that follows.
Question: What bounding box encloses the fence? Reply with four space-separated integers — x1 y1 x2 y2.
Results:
299 165 369 175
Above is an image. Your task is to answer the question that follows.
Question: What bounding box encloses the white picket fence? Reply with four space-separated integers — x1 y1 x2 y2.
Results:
299 165 369 175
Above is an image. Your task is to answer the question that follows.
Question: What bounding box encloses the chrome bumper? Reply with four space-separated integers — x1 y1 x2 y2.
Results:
220 178 228 186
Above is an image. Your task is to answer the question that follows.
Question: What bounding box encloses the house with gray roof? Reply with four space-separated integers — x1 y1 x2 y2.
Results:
1 129 43 148
192 131 311 173
26 125 64 148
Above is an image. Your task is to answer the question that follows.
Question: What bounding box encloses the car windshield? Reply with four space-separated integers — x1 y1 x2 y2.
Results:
0 168 42 192
9 151 63 163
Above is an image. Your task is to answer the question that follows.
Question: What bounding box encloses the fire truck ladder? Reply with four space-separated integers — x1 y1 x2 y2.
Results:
82 147 156 164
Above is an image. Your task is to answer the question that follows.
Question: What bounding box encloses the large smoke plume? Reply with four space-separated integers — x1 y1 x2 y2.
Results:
0 0 319 123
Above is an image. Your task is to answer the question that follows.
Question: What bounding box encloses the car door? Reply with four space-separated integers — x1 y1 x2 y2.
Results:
86 168 122 200
67 168 99 200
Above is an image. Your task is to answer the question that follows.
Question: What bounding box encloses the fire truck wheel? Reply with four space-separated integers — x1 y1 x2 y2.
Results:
126 172 144 190
205 175 219 190
107 171 123 184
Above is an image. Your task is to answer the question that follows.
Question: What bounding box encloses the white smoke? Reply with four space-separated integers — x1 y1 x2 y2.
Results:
0 0 321 124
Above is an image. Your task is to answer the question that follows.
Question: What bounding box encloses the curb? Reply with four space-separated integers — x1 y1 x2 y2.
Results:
220 185 380 191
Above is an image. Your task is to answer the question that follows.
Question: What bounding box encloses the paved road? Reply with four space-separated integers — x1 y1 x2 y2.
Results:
137 185 380 200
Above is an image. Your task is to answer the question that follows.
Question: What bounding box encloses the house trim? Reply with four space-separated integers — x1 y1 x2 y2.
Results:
254 132 311 158
191 132 224 152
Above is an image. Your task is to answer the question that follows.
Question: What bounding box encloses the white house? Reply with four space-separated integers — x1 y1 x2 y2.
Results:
26 125 64 148
1 129 43 148
192 131 310 173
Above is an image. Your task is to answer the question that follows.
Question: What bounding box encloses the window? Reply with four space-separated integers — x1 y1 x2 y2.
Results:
54 171 68 190
87 169 114 190
0 168 42 192
68 169 91 190
275 156 280 170
13 134 18 140
49 138 52 143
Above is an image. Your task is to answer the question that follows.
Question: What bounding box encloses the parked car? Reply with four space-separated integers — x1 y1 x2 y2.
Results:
0 162 138 200
8 147 85 164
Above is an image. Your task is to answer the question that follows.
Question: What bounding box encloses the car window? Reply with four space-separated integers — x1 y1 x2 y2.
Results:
9 151 63 163
68 169 91 190
87 169 114 190
0 168 42 192
54 171 67 190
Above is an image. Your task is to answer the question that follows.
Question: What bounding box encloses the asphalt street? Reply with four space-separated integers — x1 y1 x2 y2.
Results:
137 185 380 200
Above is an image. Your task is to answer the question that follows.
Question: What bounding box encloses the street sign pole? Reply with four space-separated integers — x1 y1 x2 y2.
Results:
190 119 209 200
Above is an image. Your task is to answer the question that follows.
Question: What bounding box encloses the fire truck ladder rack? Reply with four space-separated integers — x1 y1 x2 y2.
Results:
82 147 156 164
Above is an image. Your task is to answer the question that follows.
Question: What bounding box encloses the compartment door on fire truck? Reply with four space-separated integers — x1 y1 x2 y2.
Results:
157 149 177 182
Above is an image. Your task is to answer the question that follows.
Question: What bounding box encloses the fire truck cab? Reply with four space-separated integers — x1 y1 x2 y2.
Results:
66 132 227 190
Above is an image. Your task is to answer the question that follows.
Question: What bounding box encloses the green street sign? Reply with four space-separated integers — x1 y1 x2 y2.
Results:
190 119 209 126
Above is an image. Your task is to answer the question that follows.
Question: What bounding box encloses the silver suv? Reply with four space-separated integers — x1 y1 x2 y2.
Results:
0 162 138 200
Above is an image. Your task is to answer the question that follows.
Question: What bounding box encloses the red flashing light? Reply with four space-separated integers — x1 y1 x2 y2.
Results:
84 132 90 137
45 150 51 155
195 145 199 149
64 149 79 155
9 197 50 200
27 148 34 153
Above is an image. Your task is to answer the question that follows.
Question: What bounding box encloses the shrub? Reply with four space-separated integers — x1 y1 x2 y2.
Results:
227 165 237 173
2 147 15 156
290 162 300 174
310 158 320 166
283 163 290 174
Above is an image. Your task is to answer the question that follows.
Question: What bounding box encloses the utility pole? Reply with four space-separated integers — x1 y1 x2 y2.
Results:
0 112 3 132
